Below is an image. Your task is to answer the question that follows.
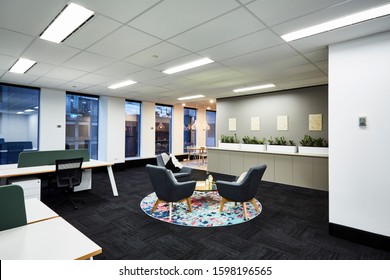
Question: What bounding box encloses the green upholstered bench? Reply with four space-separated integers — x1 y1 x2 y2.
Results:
17 149 90 168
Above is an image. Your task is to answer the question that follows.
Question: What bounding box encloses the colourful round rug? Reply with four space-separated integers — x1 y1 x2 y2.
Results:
140 191 262 227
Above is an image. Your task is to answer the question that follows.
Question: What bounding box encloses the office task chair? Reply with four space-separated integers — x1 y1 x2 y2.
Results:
0 185 27 231
146 164 196 221
55 157 84 210
156 153 192 182
216 165 267 220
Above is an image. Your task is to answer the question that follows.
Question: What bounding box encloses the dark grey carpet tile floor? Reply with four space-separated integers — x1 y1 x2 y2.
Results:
41 166 390 260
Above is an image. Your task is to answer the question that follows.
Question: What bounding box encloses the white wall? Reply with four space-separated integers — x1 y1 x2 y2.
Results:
196 108 207 147
32 88 204 159
140 101 156 157
172 104 184 155
39 88 65 150
98 96 125 163
329 32 390 237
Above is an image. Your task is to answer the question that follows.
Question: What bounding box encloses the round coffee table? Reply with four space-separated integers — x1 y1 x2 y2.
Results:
195 181 217 191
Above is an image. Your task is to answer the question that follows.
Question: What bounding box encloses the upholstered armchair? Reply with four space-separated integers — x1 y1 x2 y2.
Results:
156 153 192 182
216 165 267 220
146 164 196 221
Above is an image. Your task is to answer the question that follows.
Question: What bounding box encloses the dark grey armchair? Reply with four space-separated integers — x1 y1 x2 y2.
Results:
146 164 196 221
216 165 267 220
156 153 192 182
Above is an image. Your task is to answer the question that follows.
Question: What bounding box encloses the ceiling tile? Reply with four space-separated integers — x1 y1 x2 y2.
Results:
125 42 191 68
44 67 88 81
23 39 80 65
27 63 56 76
0 28 34 57
62 52 115 72
303 48 328 63
30 77 67 88
73 73 114 85
126 69 165 83
87 26 161 59
128 0 240 39
0 0 67 36
78 0 161 23
64 15 122 50
169 8 265 52
221 44 298 69
247 0 345 26
1 72 39 85
199 29 284 61
94 61 143 77
58 81 94 91
0 54 17 71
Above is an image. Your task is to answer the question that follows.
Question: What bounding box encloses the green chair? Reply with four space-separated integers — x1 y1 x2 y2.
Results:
0 185 27 231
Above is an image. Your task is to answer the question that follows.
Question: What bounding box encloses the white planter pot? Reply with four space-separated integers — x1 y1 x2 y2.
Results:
267 145 297 153
298 146 328 155
240 144 266 152
218 142 241 150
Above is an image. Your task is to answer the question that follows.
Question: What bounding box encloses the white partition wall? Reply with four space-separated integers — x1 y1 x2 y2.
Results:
172 104 184 155
329 32 390 237
98 96 125 163
39 88 66 151
140 101 156 158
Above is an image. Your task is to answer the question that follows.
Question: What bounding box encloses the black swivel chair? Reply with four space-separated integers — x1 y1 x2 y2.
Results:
216 165 267 220
146 164 196 221
55 157 84 209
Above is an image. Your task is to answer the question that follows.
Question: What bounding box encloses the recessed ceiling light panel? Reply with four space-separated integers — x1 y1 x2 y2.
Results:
163 58 214 74
40 3 94 43
9 58 36 74
177 94 205 101
281 3 390 42
233 84 275 93
108 80 138 89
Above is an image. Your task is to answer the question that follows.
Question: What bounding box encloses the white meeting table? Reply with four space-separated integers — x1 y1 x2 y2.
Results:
0 159 118 196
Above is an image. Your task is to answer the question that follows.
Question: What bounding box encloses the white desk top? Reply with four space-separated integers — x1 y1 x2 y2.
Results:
25 198 59 224
0 217 102 260
0 159 113 178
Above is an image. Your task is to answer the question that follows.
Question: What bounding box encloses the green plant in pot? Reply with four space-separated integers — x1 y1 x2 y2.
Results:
269 136 295 146
221 134 239 143
242 136 266 144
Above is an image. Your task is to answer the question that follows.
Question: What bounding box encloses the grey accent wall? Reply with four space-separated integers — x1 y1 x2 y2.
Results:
216 85 328 145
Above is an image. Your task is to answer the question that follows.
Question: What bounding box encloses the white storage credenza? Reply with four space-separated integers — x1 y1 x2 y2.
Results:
207 147 328 191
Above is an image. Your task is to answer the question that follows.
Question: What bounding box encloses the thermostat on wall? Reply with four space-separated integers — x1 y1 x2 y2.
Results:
359 116 367 127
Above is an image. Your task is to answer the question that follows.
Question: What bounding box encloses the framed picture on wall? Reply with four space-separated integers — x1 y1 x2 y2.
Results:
228 118 236 131
251 117 260 131
277 115 288 131
309 114 322 131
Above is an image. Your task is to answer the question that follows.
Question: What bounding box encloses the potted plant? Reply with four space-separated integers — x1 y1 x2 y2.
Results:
266 136 297 153
298 135 328 155
241 136 267 152
218 134 241 150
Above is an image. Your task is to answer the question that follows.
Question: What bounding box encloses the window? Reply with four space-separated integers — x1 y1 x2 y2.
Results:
125 101 141 158
183 108 197 152
66 93 99 159
206 110 216 147
155 105 172 155
0 84 39 164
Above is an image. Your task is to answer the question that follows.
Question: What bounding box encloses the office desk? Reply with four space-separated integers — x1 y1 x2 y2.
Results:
0 159 118 196
0 217 102 260
25 198 59 224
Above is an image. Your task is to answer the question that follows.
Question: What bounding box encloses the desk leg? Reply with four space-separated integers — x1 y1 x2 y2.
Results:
107 166 118 196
